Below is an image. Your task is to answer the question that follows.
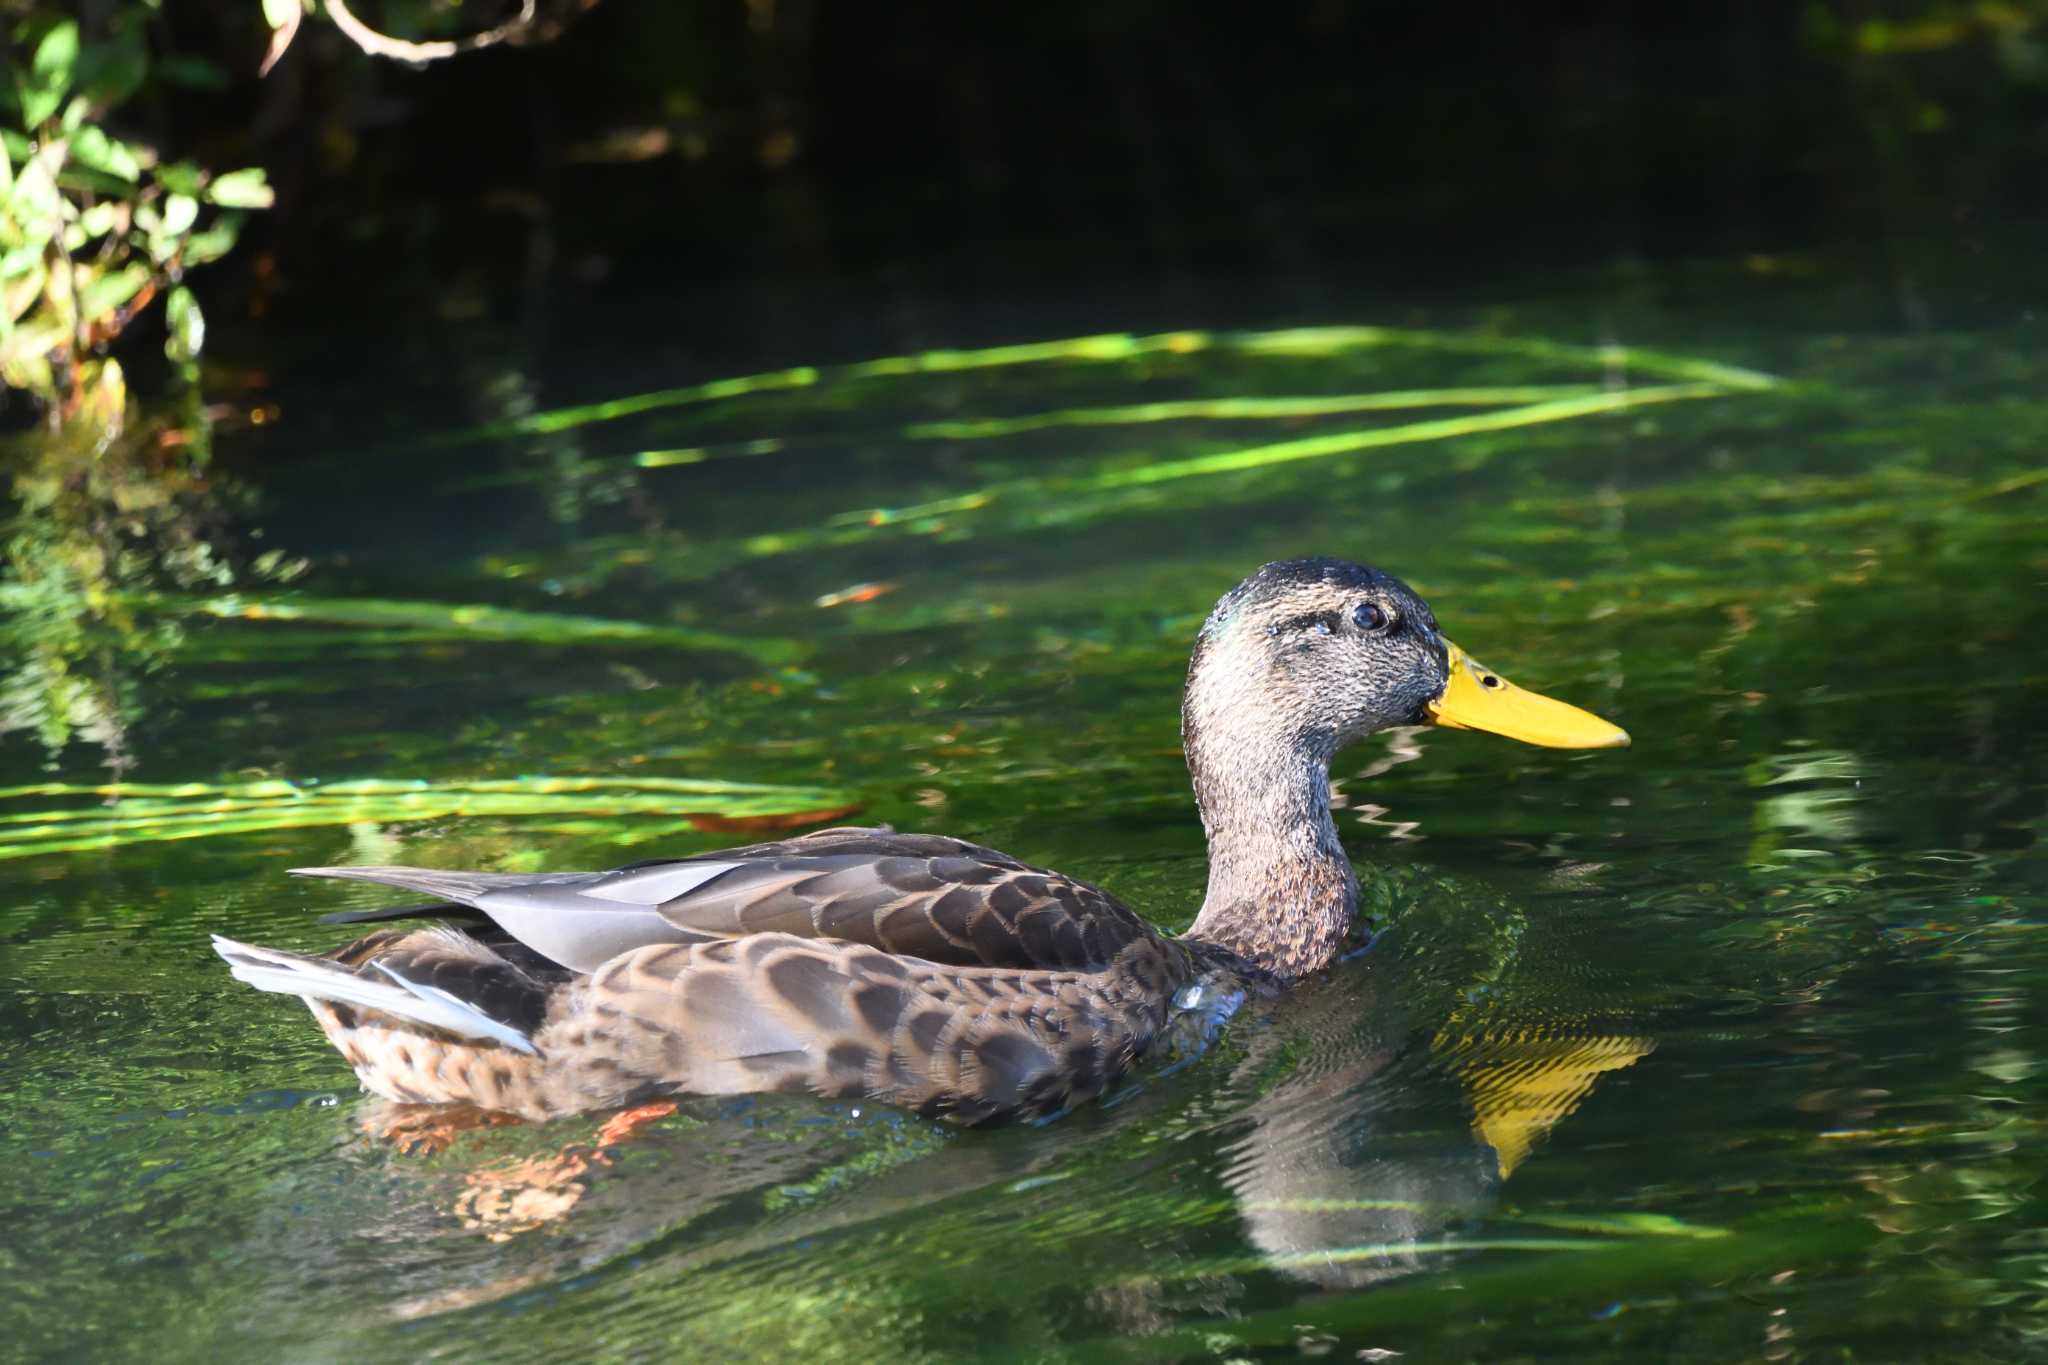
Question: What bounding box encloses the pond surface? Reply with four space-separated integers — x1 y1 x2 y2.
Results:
2 266 2044 1361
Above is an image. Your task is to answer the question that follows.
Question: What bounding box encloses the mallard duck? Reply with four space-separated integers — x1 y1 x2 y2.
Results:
215 558 1627 1126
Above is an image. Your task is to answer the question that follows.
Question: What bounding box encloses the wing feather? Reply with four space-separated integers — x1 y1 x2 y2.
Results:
293 827 1163 976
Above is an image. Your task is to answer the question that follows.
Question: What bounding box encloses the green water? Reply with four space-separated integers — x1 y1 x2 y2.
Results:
2 279 2044 1362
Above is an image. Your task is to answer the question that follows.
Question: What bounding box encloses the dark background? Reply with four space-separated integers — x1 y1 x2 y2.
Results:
143 2 2048 391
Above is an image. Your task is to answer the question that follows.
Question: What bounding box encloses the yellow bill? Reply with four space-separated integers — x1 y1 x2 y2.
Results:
1426 641 1630 749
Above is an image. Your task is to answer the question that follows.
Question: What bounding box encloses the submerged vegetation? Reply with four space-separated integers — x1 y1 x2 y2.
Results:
1 322 1777 771
0 773 856 860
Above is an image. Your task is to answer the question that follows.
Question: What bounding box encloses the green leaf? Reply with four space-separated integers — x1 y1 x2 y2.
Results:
155 161 203 196
75 202 120 241
20 21 81 127
204 167 273 209
178 215 241 267
9 152 62 228
262 0 302 28
74 27 149 112
159 193 198 238
53 161 137 199
164 285 203 368
67 125 141 182
76 262 150 325
0 131 32 165
1 259 46 321
0 339 56 399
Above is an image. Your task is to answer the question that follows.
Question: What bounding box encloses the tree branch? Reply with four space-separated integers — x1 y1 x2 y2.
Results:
321 0 545 65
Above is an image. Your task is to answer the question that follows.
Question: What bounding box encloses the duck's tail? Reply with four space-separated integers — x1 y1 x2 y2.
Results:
211 933 540 1055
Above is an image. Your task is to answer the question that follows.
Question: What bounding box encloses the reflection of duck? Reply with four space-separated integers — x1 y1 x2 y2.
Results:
1225 950 1654 1289
324 899 1652 1318
215 558 1627 1125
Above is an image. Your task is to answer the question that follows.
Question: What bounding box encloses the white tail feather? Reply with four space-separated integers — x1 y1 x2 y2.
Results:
211 934 539 1055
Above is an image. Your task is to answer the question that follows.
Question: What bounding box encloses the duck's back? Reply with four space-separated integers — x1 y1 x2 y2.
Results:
217 825 1216 1124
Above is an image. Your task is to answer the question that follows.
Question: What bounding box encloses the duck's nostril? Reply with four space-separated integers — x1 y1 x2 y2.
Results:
1481 674 1502 689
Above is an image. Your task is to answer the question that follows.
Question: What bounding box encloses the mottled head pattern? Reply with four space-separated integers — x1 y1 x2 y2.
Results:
1183 558 1449 782
1180 558 1453 977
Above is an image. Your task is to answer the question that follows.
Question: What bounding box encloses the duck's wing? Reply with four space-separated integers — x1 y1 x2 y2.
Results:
294 826 1164 975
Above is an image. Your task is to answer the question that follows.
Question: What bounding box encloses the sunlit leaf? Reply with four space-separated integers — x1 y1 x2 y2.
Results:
19 20 81 127
66 125 141 182
77 202 121 241
178 215 241 266
51 159 138 198
159 192 198 237
0 260 44 321
204 167 274 209
76 262 150 324
164 285 204 369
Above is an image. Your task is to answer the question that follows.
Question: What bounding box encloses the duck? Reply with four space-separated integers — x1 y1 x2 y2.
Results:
214 558 1628 1126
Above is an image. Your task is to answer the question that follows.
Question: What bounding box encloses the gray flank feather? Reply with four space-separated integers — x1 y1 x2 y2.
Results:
289 864 600 907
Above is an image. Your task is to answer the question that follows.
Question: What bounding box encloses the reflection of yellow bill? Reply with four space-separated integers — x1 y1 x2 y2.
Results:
1427 641 1631 749
1439 1029 1656 1178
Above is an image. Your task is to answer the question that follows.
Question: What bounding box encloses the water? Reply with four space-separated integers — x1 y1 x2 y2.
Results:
2 270 2044 1361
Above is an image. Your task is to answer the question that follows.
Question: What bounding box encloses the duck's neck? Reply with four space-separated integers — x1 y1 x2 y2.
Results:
1179 680 1359 981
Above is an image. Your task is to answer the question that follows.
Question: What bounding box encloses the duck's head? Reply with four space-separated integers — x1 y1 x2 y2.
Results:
1183 558 1628 779
1181 557 1627 976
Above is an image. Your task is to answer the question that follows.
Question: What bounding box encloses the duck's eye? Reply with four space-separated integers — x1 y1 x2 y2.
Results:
1351 602 1392 633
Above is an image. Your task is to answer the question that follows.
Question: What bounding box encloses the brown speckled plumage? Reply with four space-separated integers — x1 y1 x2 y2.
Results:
215 558 1626 1125
226 829 1223 1124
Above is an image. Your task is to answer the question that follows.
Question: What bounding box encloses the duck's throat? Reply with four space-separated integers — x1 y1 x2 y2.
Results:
1182 736 1359 981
